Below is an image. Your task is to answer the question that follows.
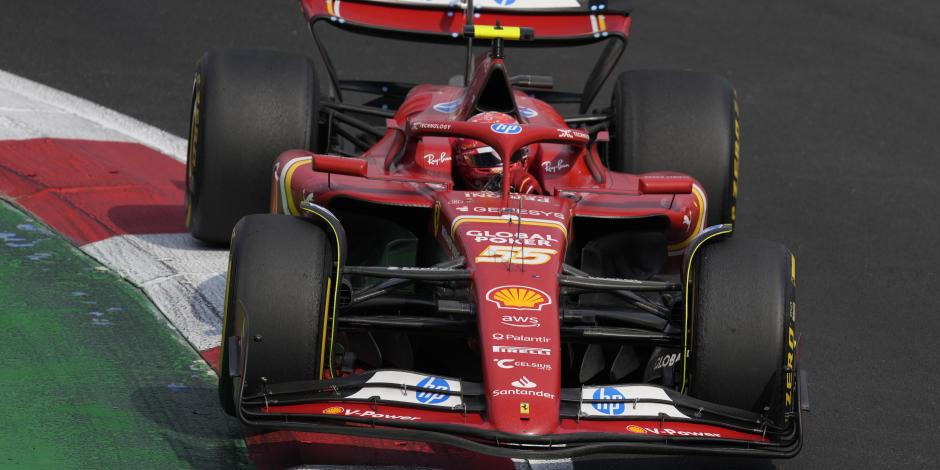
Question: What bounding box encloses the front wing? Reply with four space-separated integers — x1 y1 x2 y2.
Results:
237 368 803 459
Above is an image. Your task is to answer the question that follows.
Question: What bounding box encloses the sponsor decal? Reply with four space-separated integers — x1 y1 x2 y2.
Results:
592 387 627 416
511 376 537 389
580 385 689 418
557 128 590 140
625 425 647 434
493 0 517 5
493 345 552 356
416 376 451 405
492 332 550 343
486 285 552 310
412 122 452 131
541 159 571 173
466 229 560 247
520 402 531 415
463 192 551 203
493 388 556 400
323 406 344 415
432 98 462 113
342 408 421 421
501 314 540 328
626 426 721 438
469 206 565 220
451 215 569 240
477 245 557 265
494 358 552 371
519 106 538 118
423 152 451 166
491 123 523 135
653 353 681 371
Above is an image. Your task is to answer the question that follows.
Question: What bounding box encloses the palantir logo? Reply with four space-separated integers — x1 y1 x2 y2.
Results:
491 123 523 135
416 376 450 405
592 387 626 415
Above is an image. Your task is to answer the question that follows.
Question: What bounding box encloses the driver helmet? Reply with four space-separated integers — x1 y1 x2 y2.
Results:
456 112 530 190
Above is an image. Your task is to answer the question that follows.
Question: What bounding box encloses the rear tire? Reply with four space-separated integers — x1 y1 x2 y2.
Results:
689 237 796 426
609 70 739 226
186 49 320 244
218 214 334 415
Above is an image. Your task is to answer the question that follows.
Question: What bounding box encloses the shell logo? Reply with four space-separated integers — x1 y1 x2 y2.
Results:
322 406 345 415
625 425 647 434
486 286 552 311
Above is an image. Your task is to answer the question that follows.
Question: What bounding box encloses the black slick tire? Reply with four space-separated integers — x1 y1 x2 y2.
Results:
186 49 320 244
609 70 740 226
218 214 333 416
688 237 796 426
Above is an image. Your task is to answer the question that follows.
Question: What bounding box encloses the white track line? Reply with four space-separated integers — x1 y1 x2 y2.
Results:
0 68 224 352
83 233 227 351
0 69 186 161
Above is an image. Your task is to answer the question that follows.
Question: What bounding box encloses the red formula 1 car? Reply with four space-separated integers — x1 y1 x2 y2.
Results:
185 0 803 460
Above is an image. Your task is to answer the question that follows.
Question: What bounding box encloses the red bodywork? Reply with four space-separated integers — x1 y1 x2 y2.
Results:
266 53 711 437
233 1 801 460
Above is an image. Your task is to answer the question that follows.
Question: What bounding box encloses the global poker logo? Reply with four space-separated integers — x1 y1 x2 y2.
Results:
592 387 626 415
416 376 450 405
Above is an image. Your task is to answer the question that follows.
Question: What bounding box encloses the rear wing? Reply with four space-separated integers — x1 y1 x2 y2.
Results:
301 0 631 44
298 0 632 113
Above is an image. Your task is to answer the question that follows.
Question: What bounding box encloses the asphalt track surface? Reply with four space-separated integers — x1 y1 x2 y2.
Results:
2 1 939 468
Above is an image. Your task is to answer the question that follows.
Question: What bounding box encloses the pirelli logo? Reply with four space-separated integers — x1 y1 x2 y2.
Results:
492 345 551 356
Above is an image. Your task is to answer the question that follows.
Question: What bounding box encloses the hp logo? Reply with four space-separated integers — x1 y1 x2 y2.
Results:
491 123 523 135
416 376 450 405
592 387 626 415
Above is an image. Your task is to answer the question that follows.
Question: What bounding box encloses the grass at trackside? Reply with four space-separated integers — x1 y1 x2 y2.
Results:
0 201 249 468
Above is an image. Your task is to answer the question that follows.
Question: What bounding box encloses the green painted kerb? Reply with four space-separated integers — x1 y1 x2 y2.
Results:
0 202 249 469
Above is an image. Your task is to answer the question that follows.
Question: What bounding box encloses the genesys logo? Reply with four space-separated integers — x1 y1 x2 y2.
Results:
320 407 421 421
625 425 721 438
491 123 523 135
492 332 550 343
511 376 537 389
501 314 540 328
492 345 551 356
415 376 451 405
486 285 552 311
494 358 552 371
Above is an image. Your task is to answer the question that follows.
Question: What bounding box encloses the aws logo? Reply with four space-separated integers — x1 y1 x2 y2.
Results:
486 286 551 311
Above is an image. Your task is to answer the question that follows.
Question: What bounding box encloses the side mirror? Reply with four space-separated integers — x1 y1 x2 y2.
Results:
311 154 368 178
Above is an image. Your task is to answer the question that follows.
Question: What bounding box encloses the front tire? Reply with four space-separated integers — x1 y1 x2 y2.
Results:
609 70 739 226
688 237 797 426
218 214 334 415
186 49 320 244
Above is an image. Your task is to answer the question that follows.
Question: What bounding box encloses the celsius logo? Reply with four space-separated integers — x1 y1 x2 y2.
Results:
592 387 626 415
416 376 450 405
491 123 523 135
432 98 462 113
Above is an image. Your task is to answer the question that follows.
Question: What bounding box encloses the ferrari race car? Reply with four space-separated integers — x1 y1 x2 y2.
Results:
185 0 804 460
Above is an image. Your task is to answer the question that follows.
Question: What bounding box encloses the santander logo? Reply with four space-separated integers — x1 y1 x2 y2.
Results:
511 376 537 389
